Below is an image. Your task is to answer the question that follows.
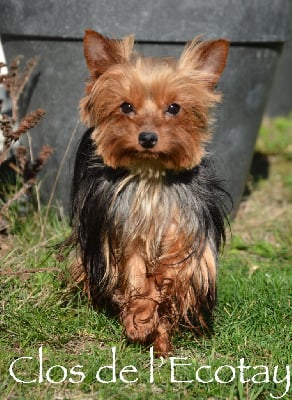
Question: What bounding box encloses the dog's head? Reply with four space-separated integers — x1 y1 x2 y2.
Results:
80 30 229 171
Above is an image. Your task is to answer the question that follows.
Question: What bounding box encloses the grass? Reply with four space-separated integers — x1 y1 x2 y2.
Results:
0 115 292 399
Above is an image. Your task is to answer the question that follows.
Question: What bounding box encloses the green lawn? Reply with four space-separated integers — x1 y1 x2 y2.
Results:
0 115 291 400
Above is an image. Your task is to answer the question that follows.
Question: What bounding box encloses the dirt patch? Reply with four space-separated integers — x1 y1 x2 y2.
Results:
233 153 292 246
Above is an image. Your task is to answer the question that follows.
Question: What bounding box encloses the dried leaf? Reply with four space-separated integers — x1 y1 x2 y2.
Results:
12 109 46 139
0 113 14 138
23 145 53 182
15 146 28 172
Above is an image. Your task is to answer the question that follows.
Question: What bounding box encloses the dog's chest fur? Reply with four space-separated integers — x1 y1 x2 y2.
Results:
108 170 201 268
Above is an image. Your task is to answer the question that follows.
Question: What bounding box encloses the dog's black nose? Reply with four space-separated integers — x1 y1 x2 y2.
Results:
138 132 158 149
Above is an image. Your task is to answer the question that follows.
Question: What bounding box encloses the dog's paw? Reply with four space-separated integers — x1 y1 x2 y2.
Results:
122 299 159 343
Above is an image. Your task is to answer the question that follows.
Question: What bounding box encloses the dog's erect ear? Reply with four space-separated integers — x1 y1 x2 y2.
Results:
83 30 134 78
179 37 229 87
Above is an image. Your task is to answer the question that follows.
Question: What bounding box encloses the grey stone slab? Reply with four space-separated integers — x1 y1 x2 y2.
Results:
1 0 292 42
210 45 280 206
266 40 292 116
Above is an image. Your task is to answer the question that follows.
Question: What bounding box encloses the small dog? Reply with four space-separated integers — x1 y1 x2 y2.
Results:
68 30 229 356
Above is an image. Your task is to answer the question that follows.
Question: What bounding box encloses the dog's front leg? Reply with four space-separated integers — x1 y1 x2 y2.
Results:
120 252 161 344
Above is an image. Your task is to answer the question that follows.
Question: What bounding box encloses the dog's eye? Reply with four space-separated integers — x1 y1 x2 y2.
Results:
120 102 135 114
166 103 181 115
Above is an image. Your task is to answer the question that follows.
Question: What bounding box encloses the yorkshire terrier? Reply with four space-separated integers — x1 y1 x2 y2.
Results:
67 30 230 356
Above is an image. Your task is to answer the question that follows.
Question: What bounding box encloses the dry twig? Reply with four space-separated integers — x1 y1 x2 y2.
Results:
0 56 53 224
0 267 60 276
1 55 39 122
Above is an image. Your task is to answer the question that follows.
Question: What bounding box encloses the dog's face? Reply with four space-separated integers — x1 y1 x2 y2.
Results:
80 30 229 171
